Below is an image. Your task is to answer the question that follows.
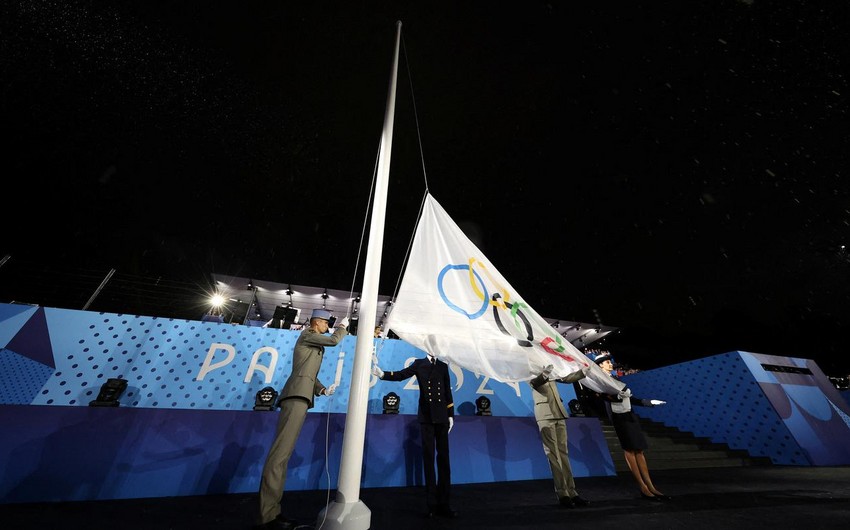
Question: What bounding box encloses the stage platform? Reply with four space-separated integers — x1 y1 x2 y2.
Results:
2 465 849 529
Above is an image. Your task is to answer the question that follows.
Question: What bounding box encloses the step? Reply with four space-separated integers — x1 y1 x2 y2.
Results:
594 416 771 470
642 456 755 470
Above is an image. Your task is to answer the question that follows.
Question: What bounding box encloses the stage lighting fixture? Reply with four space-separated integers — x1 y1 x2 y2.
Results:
203 293 226 322
475 396 492 416
568 399 583 416
383 392 400 414
210 293 225 311
254 386 279 411
89 378 128 407
271 305 299 329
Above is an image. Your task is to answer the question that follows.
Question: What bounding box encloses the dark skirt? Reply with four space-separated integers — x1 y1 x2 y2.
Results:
611 410 648 451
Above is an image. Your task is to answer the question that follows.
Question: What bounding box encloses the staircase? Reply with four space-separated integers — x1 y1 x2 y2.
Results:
597 416 772 472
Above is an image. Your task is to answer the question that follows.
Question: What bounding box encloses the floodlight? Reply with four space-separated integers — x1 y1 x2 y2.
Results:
475 396 492 416
383 392 400 414
254 386 279 411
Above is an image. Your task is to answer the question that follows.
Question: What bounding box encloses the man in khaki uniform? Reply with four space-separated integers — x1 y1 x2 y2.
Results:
255 309 348 529
528 364 592 508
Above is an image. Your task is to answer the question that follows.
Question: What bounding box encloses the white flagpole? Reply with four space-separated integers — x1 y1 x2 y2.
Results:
318 20 402 530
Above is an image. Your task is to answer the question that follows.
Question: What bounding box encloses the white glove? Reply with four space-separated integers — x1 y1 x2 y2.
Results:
324 384 338 396
580 366 591 377
338 317 349 329
541 365 554 379
372 366 384 379
650 399 666 406
618 388 632 399
448 417 454 433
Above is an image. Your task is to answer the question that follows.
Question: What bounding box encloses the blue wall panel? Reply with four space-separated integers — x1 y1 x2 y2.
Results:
622 351 850 465
0 304 574 417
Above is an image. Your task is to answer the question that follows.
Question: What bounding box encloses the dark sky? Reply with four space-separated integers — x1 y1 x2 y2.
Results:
2 1 849 375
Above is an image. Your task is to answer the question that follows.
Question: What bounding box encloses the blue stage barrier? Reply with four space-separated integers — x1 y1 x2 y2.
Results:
0 405 613 503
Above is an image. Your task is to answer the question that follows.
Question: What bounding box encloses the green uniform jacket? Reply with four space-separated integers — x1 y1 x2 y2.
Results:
279 325 347 408
529 369 587 421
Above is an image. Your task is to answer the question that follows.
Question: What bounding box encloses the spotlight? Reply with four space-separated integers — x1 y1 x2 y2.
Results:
89 378 128 407
475 396 492 416
254 386 279 411
210 293 225 307
322 289 329 299
383 392 400 414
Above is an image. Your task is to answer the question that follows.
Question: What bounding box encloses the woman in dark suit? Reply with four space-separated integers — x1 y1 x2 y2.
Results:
592 352 670 501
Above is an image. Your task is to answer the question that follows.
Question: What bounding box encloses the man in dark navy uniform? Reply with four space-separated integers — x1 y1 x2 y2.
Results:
373 353 457 518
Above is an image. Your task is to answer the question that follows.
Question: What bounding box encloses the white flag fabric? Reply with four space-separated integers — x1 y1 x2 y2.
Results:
386 193 625 394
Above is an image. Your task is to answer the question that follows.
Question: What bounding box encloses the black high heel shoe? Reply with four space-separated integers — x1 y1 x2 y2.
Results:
640 492 663 502
652 493 672 501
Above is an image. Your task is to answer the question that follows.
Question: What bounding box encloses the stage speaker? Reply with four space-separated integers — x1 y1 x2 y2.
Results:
272 306 300 329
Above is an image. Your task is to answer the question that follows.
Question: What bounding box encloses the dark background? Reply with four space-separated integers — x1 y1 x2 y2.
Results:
2 1 848 375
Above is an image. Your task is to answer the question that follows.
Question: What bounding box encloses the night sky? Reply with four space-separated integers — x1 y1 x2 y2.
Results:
2 1 849 375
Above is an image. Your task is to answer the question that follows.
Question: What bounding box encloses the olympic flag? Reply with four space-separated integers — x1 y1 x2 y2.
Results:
386 193 625 394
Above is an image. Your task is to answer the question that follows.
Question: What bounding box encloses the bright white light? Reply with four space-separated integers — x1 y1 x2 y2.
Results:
210 294 226 308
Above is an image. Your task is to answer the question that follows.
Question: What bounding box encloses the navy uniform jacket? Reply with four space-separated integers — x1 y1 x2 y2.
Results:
382 357 454 424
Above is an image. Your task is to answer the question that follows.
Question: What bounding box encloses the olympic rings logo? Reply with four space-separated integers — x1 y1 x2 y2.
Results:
437 259 582 364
